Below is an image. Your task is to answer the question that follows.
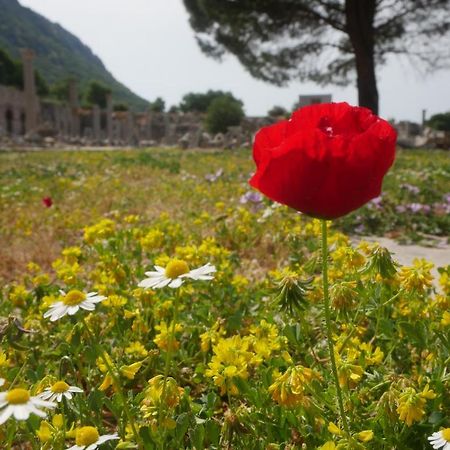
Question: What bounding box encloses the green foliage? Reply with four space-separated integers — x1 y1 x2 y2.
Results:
35 71 49 96
113 103 129 112
85 81 111 108
179 90 241 113
204 96 245 134
184 0 450 114
0 47 22 87
0 148 448 449
0 46 48 96
268 105 288 118
0 0 148 110
49 78 71 102
149 97 166 113
427 112 450 132
168 105 180 113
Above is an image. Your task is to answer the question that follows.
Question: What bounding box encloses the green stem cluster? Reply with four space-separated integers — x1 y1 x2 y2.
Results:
158 291 180 448
81 318 142 447
321 220 351 436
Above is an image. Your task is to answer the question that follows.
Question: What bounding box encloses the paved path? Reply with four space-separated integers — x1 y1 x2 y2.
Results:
355 236 449 286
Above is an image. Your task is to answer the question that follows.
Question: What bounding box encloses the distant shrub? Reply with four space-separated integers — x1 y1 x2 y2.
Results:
0 47 48 96
427 112 450 132
205 96 245 134
149 97 165 113
114 103 129 112
180 90 242 113
268 105 288 118
86 81 111 108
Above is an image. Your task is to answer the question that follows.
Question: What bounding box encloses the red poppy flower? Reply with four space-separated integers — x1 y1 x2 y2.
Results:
249 102 397 219
42 196 53 208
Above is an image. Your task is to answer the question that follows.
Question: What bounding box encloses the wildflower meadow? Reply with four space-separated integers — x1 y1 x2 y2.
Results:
0 141 449 448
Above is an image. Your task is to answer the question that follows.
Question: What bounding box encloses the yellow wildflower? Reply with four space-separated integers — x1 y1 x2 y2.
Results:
199 320 226 353
248 320 283 360
9 284 30 307
399 259 434 293
397 385 436 426
83 219 115 244
269 365 320 407
125 342 148 358
319 442 337 450
154 321 183 351
120 361 143 380
328 422 343 436
205 335 255 395
140 229 164 251
357 430 374 442
103 294 127 308
442 311 450 326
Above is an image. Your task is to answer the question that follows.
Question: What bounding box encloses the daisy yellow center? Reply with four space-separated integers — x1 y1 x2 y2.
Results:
6 388 30 405
442 428 450 441
75 426 99 446
165 260 189 279
50 381 70 393
63 290 86 306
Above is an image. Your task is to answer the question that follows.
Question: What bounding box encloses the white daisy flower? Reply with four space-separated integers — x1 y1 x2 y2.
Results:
0 387 56 424
0 378 5 387
67 426 119 449
428 429 450 450
43 289 106 322
39 381 83 403
138 259 216 289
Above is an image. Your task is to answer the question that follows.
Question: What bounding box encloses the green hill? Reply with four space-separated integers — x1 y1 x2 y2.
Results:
0 0 149 110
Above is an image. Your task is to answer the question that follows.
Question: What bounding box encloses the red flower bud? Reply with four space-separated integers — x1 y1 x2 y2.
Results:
42 196 53 208
249 102 397 219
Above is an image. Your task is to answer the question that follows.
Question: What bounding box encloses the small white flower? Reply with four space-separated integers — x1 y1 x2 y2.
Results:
0 388 56 424
138 259 216 289
39 381 83 403
44 289 106 322
67 426 119 449
428 429 450 450
0 378 5 387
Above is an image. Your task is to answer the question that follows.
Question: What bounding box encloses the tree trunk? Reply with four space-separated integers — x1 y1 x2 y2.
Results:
345 0 378 114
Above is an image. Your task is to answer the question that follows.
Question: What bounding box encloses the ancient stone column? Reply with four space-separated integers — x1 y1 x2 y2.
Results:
0 104 5 137
92 105 101 143
106 93 113 145
61 106 70 138
21 49 38 134
126 111 134 145
163 113 171 145
68 79 80 138
147 112 153 141
12 107 22 136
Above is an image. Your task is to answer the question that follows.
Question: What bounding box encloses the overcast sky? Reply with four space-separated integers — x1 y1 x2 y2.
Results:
20 0 450 121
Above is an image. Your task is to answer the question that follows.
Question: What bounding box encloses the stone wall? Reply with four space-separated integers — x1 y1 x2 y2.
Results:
0 49 262 148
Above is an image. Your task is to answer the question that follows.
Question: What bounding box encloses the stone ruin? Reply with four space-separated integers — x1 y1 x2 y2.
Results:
0 50 268 150
394 120 450 150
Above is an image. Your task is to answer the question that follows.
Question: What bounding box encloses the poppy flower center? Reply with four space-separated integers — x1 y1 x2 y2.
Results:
442 428 450 441
50 381 70 393
63 290 86 306
75 426 99 446
318 116 335 137
6 388 30 404
165 260 189 279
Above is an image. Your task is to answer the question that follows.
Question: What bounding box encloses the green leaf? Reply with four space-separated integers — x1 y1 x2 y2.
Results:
190 423 205 450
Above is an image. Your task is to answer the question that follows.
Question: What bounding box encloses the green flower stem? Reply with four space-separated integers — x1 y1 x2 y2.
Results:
321 220 351 436
81 318 142 448
158 290 180 446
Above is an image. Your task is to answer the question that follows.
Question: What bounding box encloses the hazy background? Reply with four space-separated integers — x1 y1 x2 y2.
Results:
20 0 450 121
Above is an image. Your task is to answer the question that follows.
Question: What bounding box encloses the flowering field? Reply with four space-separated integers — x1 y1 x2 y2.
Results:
0 147 449 449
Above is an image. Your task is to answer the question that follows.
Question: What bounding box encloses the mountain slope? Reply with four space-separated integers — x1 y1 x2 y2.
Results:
0 0 149 110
